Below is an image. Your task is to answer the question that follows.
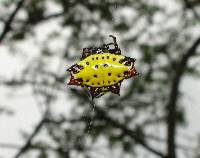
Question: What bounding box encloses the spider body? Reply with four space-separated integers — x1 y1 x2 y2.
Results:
67 35 138 98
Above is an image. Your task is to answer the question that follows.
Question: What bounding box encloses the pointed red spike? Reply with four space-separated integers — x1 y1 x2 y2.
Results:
68 77 83 86
68 78 78 85
129 67 138 77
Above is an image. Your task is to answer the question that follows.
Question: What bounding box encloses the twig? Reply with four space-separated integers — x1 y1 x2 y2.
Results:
166 36 200 158
13 116 47 158
0 0 26 43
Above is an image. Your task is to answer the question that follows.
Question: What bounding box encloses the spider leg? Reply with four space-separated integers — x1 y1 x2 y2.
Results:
109 35 117 44
101 44 109 52
108 35 121 55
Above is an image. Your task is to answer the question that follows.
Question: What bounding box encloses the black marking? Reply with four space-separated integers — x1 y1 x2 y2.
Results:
95 65 98 68
89 87 105 99
86 62 89 65
108 73 111 76
123 56 136 67
67 64 83 74
110 83 120 95
77 78 83 82
124 61 131 66
94 74 97 78
124 71 129 76
104 64 108 68
81 48 91 59
119 59 123 64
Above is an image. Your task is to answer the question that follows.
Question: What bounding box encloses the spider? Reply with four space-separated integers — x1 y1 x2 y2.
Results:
67 35 138 99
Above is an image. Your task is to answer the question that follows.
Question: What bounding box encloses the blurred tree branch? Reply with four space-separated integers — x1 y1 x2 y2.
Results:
13 116 47 158
166 36 200 158
89 100 167 158
183 0 200 20
0 0 26 43
23 12 64 25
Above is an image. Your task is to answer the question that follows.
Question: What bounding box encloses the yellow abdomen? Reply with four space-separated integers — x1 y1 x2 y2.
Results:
74 53 128 87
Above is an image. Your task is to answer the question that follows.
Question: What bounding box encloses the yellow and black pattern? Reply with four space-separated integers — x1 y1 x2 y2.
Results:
67 35 138 99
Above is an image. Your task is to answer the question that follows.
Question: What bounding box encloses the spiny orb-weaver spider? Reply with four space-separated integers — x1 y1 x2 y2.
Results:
67 35 138 99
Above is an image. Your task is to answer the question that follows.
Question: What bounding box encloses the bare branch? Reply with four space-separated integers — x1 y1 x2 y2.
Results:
166 36 200 158
38 12 63 22
13 117 46 158
0 0 26 43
